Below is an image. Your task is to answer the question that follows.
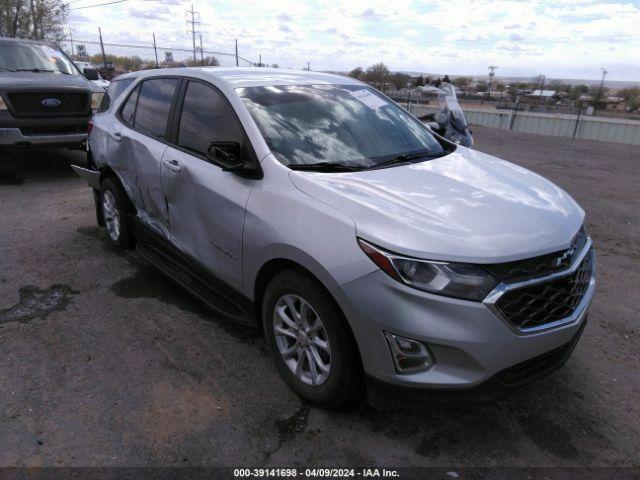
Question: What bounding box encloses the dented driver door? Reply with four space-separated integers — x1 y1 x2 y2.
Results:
160 80 252 293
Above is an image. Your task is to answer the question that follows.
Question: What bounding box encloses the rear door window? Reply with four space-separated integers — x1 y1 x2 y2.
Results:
134 78 180 140
177 81 243 157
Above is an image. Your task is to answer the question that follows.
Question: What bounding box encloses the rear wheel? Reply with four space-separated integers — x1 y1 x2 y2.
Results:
262 270 362 407
100 177 134 248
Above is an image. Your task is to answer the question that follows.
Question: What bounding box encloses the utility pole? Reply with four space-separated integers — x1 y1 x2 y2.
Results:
307 61 310 71
186 4 200 63
98 27 107 70
487 65 497 99
199 33 204 65
597 68 608 101
259 53 262 67
68 26 75 60
153 33 159 68
235 39 239 66
536 74 546 107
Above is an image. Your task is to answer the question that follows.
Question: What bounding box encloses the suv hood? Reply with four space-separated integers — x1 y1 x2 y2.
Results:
289 147 584 263
0 72 97 92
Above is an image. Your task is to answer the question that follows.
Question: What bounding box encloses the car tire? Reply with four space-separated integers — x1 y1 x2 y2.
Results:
262 270 362 407
100 177 134 248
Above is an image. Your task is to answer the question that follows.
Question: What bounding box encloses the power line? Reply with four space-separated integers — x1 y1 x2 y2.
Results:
68 0 127 10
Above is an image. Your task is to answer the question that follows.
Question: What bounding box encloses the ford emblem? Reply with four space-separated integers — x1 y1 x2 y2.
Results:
41 98 61 107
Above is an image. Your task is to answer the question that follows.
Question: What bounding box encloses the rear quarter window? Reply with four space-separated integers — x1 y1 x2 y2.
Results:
99 78 135 113
120 84 140 126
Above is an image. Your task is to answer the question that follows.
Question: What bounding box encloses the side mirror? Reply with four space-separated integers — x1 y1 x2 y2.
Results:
207 141 262 179
207 141 241 165
83 68 99 81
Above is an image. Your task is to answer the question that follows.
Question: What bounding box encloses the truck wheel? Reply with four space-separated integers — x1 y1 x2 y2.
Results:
262 270 362 407
100 177 134 248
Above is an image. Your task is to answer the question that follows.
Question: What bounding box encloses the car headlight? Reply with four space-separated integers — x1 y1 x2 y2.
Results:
91 91 105 110
358 239 498 301
0 95 7 110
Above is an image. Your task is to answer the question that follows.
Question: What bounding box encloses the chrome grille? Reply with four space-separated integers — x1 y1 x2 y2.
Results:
484 227 587 283
494 249 594 331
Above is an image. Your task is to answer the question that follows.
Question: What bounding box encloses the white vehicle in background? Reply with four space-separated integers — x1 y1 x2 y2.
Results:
74 61 110 89
417 82 473 147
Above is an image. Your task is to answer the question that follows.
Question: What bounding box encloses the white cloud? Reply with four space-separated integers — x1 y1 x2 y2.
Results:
65 0 640 80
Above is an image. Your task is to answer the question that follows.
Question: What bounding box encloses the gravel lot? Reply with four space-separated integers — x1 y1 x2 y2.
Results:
0 126 639 470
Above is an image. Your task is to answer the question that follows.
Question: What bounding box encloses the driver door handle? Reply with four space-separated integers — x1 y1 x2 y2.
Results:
165 159 182 172
112 132 122 142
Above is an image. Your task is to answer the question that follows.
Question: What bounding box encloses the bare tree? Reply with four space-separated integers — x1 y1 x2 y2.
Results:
364 62 390 91
186 56 220 67
0 0 67 41
389 72 410 90
619 87 640 110
451 76 472 91
348 67 364 79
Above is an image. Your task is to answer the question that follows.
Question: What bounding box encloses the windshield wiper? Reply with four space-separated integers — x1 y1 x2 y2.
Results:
365 150 448 170
288 162 362 172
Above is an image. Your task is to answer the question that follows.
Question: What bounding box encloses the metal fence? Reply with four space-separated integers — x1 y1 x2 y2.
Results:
59 37 254 68
408 105 640 146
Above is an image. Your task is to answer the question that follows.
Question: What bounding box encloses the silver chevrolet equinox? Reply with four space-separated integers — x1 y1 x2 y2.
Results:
74 68 595 408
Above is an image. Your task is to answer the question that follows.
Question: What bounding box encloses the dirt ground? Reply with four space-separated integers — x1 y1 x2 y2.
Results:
0 126 639 470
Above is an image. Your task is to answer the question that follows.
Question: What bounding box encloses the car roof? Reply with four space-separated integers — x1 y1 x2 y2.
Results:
117 67 363 88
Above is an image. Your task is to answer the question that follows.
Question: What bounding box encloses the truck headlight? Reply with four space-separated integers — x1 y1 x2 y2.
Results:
91 91 105 110
0 96 7 110
358 239 498 301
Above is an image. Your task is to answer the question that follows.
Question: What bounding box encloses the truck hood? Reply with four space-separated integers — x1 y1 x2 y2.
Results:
289 147 584 263
0 72 98 92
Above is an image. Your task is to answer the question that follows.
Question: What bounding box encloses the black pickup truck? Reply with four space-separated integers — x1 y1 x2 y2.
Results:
0 37 104 152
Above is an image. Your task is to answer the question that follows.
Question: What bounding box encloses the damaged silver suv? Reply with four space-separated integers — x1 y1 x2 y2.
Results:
74 67 595 408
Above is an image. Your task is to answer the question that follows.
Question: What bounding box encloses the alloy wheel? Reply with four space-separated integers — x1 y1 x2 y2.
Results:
272 294 332 386
102 190 121 242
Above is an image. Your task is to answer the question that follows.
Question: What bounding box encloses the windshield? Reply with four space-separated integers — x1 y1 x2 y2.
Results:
0 41 79 75
237 84 446 168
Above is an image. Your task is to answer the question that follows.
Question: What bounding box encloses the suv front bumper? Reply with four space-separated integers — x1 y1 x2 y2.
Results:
338 255 595 404
365 319 587 409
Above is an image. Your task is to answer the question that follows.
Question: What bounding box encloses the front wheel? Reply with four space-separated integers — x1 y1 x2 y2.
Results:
262 270 362 407
100 177 134 248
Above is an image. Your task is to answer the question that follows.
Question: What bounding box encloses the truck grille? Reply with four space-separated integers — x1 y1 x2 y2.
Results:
7 91 90 117
494 248 594 331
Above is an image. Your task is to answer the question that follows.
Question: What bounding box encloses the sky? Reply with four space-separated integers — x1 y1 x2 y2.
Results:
66 0 640 81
